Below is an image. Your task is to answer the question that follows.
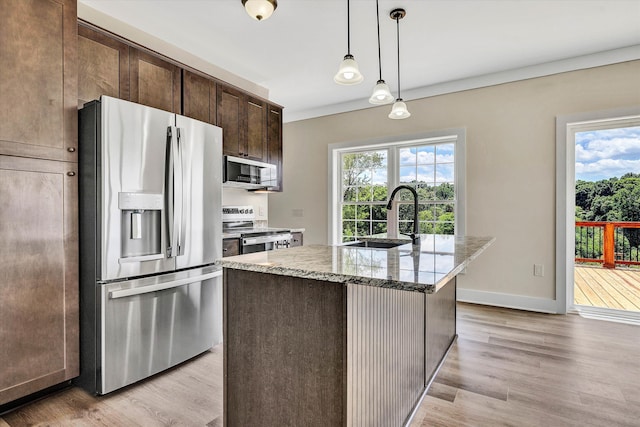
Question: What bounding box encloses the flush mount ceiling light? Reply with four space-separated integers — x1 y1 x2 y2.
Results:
334 0 364 85
388 8 410 119
369 0 394 105
242 0 277 21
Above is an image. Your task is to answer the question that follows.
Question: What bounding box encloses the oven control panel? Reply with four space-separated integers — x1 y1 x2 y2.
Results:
222 205 255 222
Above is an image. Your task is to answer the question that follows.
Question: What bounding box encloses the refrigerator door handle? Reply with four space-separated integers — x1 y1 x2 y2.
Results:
165 125 181 258
108 269 222 299
176 127 185 256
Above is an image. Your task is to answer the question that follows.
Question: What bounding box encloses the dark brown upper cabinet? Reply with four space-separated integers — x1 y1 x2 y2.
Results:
129 47 181 113
245 95 268 161
217 84 244 157
267 105 283 191
0 0 78 163
78 23 129 106
183 70 217 125
217 83 267 162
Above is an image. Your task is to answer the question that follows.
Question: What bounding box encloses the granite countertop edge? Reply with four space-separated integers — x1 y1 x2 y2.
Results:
217 236 495 294
217 259 438 293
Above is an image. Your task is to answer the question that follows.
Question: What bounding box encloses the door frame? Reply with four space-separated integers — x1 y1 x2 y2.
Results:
555 106 640 321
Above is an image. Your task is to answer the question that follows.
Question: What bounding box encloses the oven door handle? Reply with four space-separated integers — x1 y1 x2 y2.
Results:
108 269 222 299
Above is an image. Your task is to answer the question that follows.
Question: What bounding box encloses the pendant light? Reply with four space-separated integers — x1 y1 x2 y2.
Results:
334 0 364 85
369 0 394 105
388 8 410 119
242 0 277 21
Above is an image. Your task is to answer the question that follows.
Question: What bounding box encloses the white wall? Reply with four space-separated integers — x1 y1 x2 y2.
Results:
268 61 640 312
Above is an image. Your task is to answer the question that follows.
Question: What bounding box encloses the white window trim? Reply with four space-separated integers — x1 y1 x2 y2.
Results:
328 129 466 245
555 106 640 318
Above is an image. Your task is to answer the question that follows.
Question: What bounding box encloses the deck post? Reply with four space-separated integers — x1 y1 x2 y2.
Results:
603 223 615 269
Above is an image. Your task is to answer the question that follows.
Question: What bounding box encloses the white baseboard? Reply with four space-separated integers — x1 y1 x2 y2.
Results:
457 288 559 313
572 306 640 326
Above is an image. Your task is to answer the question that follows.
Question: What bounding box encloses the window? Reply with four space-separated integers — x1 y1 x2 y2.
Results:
331 131 465 244
341 150 388 242
397 143 455 235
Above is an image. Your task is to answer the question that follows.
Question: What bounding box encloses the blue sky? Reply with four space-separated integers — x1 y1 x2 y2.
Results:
575 126 640 181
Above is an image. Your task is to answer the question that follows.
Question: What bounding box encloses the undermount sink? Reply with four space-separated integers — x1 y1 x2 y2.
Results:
346 241 407 249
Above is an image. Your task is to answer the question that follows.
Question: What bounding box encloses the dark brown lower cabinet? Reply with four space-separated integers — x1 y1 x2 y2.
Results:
223 238 241 257
0 155 79 406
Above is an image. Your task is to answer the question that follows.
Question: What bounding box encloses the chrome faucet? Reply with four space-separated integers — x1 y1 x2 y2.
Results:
386 185 421 246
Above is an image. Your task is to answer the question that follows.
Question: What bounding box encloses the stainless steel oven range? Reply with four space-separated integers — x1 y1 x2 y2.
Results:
222 206 292 254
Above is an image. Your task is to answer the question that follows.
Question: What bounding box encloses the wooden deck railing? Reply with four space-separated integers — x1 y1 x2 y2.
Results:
575 221 640 268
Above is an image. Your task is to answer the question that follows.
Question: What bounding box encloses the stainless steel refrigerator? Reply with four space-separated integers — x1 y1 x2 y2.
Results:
76 96 223 395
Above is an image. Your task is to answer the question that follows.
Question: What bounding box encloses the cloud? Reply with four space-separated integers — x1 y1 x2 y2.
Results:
576 158 640 180
575 126 640 180
576 137 640 162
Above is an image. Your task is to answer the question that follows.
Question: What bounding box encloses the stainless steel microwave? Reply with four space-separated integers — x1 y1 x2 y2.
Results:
223 156 278 190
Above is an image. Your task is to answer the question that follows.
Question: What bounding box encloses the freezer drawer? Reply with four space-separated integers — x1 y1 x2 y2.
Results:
98 266 222 394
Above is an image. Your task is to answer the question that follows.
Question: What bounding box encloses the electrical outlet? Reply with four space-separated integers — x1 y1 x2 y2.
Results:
534 264 544 277
258 206 264 217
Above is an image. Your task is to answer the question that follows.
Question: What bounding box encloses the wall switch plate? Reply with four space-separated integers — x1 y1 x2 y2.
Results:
534 264 544 277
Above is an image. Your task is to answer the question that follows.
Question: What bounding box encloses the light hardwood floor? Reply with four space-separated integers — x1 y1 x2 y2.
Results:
2 303 639 426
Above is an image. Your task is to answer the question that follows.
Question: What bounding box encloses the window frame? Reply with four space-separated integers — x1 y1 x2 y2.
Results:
328 129 466 245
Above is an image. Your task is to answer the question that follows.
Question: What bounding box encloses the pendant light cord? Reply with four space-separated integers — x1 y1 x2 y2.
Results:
376 0 382 81
347 0 351 55
396 14 401 99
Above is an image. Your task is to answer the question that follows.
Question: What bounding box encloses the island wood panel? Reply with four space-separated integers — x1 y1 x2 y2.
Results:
0 0 77 163
425 278 457 382
129 48 181 113
223 269 346 427
0 155 79 406
78 24 129 105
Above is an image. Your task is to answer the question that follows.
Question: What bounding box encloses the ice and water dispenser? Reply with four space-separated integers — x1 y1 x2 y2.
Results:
118 192 164 261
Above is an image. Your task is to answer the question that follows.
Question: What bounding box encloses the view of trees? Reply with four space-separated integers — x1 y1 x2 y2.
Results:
575 173 640 262
341 150 455 241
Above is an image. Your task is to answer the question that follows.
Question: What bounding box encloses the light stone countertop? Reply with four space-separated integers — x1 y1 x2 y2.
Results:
217 234 495 293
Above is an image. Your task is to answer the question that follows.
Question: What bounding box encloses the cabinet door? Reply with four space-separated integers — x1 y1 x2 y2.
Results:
245 96 267 161
267 105 283 191
78 24 129 105
129 47 181 113
217 84 244 157
0 155 79 406
223 238 241 257
183 70 217 125
0 0 77 163
290 232 303 247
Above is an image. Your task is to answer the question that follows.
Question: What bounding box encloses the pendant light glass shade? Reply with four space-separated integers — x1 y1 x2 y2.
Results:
389 8 410 119
335 0 363 85
369 80 394 104
334 54 364 84
369 0 393 105
242 0 277 21
388 99 411 119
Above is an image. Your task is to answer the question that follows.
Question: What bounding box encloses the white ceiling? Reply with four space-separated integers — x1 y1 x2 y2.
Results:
80 0 640 122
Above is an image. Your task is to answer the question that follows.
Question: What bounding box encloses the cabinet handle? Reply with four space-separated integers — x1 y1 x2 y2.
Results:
67 171 76 177
67 147 76 152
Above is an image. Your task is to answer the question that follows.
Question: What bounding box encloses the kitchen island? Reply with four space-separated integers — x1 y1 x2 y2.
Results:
218 235 494 427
